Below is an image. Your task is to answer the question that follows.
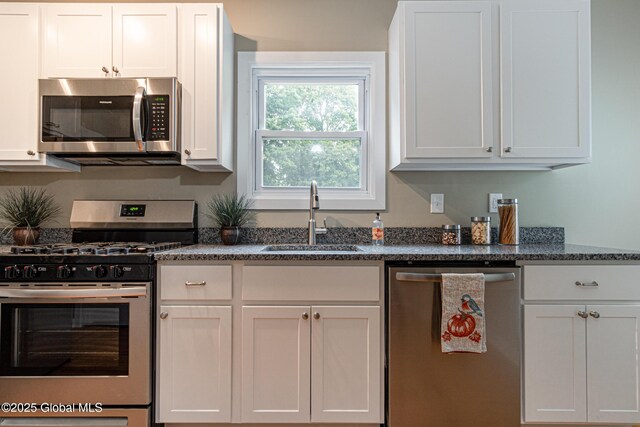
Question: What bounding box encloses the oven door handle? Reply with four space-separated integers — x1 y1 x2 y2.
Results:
133 86 147 152
0 286 147 299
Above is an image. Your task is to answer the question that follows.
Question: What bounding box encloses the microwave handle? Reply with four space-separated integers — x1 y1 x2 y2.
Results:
133 86 146 152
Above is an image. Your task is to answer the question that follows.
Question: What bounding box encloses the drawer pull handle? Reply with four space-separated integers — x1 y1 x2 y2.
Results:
577 311 588 319
160 312 169 319
185 281 206 286
302 312 309 320
575 281 599 287
589 311 600 319
313 312 320 320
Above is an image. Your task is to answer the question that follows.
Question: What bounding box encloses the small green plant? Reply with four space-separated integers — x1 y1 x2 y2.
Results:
0 187 61 233
206 193 255 227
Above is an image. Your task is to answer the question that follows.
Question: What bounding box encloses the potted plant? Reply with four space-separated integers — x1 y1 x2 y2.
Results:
206 193 255 245
0 187 61 246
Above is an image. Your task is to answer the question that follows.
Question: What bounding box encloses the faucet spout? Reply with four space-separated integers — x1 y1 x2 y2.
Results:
310 180 319 212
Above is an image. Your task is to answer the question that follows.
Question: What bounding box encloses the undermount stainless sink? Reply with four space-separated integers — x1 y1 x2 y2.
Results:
261 244 362 252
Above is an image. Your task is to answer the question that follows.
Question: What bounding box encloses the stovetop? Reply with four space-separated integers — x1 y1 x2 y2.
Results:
7 242 181 255
0 242 183 282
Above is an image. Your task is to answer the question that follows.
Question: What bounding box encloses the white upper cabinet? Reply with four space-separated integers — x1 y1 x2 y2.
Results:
0 4 77 171
389 0 591 170
43 4 177 78
42 5 112 78
112 5 177 78
0 4 42 160
501 0 591 159
179 4 233 171
390 2 494 162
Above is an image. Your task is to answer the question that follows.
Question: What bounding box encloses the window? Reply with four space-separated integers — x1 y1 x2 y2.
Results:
237 52 385 210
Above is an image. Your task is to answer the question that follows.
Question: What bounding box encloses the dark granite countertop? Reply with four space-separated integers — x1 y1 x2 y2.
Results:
154 243 640 262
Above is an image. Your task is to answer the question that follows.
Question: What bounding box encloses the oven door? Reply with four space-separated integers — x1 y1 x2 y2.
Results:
0 285 150 405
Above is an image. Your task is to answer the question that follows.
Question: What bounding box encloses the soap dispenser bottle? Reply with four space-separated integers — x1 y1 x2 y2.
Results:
372 212 384 246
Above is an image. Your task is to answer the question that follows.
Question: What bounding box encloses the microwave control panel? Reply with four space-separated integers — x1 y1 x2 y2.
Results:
148 95 170 141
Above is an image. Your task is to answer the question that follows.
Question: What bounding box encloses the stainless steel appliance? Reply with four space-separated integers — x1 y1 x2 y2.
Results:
0 200 197 427
38 78 181 165
387 263 521 426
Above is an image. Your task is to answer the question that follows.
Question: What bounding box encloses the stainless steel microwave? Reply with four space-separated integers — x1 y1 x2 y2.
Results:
38 78 181 165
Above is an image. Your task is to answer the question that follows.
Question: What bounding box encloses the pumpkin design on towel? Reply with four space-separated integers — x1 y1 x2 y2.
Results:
447 312 476 337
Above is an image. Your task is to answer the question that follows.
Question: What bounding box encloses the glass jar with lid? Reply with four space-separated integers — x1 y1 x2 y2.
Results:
470 217 491 245
441 224 461 245
497 199 519 245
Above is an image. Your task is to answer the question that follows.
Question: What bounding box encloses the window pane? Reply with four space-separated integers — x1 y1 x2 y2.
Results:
264 84 359 132
262 139 361 188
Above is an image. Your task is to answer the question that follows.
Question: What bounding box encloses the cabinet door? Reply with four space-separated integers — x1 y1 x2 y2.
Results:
112 5 177 78
311 306 382 423
241 306 311 423
0 4 40 160
157 305 231 423
523 305 587 423
402 2 494 158
179 4 220 162
42 4 112 78
587 305 640 424
501 0 591 159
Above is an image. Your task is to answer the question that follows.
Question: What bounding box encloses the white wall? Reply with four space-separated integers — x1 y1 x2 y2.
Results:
1 0 639 250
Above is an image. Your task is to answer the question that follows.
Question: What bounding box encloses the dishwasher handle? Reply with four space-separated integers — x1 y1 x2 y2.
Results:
395 272 516 283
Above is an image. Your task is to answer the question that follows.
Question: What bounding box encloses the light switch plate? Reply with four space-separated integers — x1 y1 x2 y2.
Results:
489 193 502 213
430 194 444 214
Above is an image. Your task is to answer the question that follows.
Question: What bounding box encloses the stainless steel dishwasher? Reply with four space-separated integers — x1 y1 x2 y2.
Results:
387 263 521 426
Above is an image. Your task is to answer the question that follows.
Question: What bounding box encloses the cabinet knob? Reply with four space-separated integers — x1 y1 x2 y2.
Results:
504 147 512 153
112 66 120 75
486 146 493 153
184 149 191 156
27 150 35 156
313 312 320 320
577 311 588 319
589 311 600 319
160 312 169 319
302 312 309 320
101 66 110 76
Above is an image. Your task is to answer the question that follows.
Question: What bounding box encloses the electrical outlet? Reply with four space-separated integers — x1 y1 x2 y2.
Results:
489 193 502 213
430 194 444 214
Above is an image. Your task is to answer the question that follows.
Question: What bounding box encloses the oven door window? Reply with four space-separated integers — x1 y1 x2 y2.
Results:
41 96 135 142
0 304 129 376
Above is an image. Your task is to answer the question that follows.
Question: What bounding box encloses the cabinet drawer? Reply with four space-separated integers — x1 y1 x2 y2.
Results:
242 265 380 301
160 265 232 301
524 265 640 300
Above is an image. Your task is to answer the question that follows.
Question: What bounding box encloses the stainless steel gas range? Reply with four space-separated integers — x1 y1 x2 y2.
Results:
0 200 197 427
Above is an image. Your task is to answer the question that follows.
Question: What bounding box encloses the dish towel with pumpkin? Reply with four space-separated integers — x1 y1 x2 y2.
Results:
440 273 486 353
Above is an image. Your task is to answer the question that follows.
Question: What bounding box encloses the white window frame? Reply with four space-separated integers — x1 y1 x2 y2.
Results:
237 52 386 210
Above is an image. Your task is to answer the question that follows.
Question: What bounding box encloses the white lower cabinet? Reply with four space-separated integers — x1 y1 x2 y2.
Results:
242 305 381 423
523 265 640 425
158 305 232 422
241 306 311 423
158 261 384 424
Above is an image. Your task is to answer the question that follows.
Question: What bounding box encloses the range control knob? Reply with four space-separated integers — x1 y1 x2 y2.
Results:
56 265 72 279
111 265 124 279
94 265 108 278
23 265 39 279
4 265 19 279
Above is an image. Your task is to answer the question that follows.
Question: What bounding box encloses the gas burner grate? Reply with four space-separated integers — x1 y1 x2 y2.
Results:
7 242 181 255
